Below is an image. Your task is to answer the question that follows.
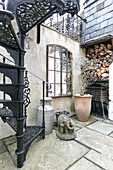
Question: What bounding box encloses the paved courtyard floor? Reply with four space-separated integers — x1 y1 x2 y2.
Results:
1 115 113 170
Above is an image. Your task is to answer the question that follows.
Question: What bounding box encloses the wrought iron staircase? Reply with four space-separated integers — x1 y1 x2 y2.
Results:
0 0 80 168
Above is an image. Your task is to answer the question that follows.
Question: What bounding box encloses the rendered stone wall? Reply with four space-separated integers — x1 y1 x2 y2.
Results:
84 0 113 42
24 24 85 125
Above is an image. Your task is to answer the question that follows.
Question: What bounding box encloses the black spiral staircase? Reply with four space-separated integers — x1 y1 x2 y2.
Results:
0 0 80 168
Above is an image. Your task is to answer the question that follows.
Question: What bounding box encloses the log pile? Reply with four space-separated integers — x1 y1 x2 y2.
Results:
85 43 113 80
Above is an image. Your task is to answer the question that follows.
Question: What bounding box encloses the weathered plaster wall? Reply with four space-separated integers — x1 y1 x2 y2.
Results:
84 0 113 42
24 24 85 125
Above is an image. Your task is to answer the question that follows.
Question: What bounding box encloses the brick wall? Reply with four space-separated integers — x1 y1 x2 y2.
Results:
84 0 113 42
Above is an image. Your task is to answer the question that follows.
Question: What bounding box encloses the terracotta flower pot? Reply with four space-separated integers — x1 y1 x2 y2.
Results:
74 94 93 122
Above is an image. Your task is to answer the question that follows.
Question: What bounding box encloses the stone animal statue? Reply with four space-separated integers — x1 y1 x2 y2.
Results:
56 114 76 140
55 109 70 125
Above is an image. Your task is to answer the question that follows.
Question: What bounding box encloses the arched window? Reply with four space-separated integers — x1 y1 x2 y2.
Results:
47 45 72 97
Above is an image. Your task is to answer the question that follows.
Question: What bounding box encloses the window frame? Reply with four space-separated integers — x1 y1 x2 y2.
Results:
47 44 72 98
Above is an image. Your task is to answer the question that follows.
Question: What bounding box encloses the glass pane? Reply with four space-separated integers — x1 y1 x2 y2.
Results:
48 71 54 83
67 61 72 72
62 84 66 95
49 57 54 70
62 53 66 60
55 84 60 96
56 46 61 58
62 48 66 52
67 72 71 83
67 83 72 94
62 72 66 83
55 59 60 71
48 84 54 97
55 71 60 83
62 60 66 71
48 46 54 57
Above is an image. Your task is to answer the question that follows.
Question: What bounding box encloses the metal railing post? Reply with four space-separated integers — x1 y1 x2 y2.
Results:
42 81 45 139
56 13 59 31
26 70 51 139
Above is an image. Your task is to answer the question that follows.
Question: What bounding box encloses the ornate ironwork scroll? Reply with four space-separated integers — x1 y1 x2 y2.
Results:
24 70 30 114
0 11 19 49
61 0 80 16
16 0 56 32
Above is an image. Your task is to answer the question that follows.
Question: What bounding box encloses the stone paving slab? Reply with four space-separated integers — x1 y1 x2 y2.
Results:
0 141 6 154
103 119 113 125
72 116 96 128
7 142 17 164
3 136 16 146
22 131 89 170
0 119 15 139
86 121 113 135
68 158 102 170
0 152 16 170
76 127 113 159
85 149 113 170
109 132 113 138
1 117 113 170
90 116 104 121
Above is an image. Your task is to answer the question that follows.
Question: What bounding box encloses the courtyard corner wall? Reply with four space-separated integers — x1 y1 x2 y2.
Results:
24 24 85 125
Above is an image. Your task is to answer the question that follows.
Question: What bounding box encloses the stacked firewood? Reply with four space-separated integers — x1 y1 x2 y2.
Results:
85 43 113 80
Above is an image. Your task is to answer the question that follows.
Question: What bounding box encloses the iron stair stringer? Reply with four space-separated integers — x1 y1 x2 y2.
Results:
0 8 45 168
0 8 25 167
0 45 25 130
0 50 25 167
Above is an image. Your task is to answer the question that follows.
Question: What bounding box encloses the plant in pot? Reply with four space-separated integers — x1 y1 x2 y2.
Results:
74 57 97 122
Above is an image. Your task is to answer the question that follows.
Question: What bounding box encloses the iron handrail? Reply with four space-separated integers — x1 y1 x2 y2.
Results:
25 69 52 135
0 53 15 64
27 70 51 86
27 70 52 97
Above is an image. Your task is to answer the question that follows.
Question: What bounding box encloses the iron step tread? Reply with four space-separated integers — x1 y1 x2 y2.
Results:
0 84 24 86
0 108 14 117
23 126 44 146
0 62 25 69
6 117 17 132
0 84 24 91
0 100 24 103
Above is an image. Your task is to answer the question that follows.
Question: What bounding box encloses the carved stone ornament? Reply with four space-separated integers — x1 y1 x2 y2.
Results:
56 114 76 140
